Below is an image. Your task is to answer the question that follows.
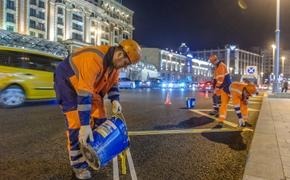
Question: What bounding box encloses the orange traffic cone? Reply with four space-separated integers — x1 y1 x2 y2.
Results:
165 91 172 105
205 90 209 98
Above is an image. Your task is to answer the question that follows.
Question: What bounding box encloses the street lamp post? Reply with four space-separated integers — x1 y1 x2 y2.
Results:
238 0 281 93
272 44 276 74
273 0 281 93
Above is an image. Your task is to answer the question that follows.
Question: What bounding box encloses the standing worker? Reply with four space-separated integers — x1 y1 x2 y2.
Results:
54 39 141 179
208 55 232 128
230 81 258 127
209 66 221 117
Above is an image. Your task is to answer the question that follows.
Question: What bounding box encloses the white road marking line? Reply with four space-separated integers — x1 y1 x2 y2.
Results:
193 108 259 112
126 149 138 180
128 127 249 136
113 157 119 180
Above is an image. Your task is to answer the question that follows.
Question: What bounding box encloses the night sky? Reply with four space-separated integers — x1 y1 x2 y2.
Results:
123 0 290 51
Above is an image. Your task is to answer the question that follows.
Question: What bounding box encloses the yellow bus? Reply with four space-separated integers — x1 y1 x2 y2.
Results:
0 46 63 107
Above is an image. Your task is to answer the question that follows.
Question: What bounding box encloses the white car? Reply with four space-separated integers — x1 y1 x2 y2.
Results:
119 78 136 89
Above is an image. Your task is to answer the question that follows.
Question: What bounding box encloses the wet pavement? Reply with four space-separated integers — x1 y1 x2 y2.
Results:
0 89 262 180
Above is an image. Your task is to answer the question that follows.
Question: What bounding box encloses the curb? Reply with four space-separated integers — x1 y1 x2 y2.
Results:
243 94 285 180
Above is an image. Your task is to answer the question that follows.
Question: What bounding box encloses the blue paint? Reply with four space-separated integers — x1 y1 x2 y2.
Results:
82 117 129 170
186 97 196 109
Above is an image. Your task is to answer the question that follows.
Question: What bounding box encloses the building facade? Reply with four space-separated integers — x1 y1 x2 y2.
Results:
192 45 263 83
142 48 212 82
0 0 134 50
262 49 290 81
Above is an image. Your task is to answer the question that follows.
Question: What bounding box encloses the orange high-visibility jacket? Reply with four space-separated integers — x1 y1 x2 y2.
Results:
214 61 231 93
230 82 247 100
68 45 120 123
69 45 119 96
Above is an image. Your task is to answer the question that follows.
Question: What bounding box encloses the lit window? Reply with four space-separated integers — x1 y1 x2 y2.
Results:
57 17 63 25
57 7 63 15
30 31 35 36
38 11 45 20
38 33 44 38
30 0 36 5
6 13 15 23
39 0 45 8
29 20 36 28
72 14 83 22
7 0 15 10
72 23 83 31
6 25 14 32
57 28 63 36
30 8 37 17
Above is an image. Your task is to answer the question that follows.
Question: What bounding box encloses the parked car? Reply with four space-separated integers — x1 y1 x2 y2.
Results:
134 80 143 88
119 78 136 89
145 78 163 88
198 81 213 92
162 81 184 89
259 84 269 90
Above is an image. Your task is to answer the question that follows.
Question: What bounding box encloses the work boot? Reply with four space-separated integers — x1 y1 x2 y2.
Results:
238 119 246 127
244 121 252 127
213 122 223 128
73 168 92 180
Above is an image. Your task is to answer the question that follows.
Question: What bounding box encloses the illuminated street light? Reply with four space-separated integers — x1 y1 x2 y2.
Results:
238 0 247 10
91 27 103 46
229 67 233 74
281 56 286 75
272 44 276 74
238 0 281 93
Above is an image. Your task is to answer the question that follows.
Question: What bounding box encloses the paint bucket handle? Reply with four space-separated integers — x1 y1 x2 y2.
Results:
112 112 128 127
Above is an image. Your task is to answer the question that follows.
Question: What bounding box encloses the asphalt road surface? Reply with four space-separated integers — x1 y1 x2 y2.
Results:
0 88 263 180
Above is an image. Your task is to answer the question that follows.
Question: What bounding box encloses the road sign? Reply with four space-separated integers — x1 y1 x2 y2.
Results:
246 66 257 75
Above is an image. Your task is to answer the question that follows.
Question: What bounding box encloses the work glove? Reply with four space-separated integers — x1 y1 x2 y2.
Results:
112 100 122 114
79 125 94 146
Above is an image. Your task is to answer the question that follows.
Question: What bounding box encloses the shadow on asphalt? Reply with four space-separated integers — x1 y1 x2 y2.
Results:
201 131 247 151
0 100 58 109
153 116 214 130
23 100 58 107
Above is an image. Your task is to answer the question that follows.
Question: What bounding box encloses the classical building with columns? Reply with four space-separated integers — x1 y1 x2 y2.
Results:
192 45 263 82
0 0 134 51
142 47 212 82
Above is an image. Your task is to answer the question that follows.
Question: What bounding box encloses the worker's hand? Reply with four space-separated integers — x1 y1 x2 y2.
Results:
112 100 122 114
79 125 94 146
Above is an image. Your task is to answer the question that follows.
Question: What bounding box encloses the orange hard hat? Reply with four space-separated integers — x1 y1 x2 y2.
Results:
245 83 257 95
119 39 141 64
209 55 218 64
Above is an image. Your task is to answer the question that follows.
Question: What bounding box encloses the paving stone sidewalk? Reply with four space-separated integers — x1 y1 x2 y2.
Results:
243 93 290 180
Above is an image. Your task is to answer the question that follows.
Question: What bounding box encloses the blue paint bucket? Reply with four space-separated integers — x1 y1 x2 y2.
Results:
81 117 130 170
186 97 196 109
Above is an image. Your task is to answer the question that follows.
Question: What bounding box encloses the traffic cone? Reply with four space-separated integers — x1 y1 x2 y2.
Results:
165 91 172 105
205 90 209 98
